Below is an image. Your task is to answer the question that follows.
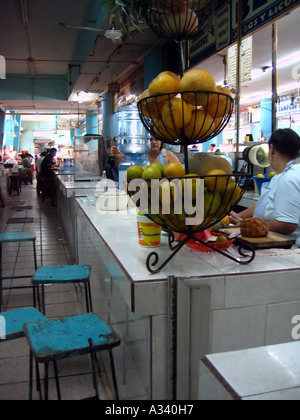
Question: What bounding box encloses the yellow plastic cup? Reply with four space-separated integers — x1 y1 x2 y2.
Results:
137 214 162 248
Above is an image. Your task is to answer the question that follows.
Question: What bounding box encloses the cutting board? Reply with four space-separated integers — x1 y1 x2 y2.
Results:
220 227 296 249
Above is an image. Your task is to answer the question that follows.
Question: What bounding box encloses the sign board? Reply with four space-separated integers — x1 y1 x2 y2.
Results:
108 83 120 94
190 0 299 66
227 36 253 86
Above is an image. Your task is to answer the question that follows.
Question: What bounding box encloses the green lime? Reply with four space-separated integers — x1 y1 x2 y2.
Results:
149 162 165 173
142 166 163 180
127 165 144 181
216 236 228 243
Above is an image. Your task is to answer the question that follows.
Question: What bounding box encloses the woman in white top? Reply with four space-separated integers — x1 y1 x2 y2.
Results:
230 129 300 246
148 136 179 166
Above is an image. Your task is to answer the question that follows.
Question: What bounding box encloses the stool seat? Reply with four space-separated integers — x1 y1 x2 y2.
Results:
33 265 90 285
32 265 93 314
24 313 120 362
24 313 121 400
0 232 36 243
0 307 47 341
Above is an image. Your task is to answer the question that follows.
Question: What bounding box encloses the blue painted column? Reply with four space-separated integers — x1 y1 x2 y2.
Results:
102 92 118 139
260 98 272 140
14 114 21 151
85 110 98 135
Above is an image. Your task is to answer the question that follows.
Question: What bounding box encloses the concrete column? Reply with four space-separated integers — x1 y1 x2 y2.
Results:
102 92 118 139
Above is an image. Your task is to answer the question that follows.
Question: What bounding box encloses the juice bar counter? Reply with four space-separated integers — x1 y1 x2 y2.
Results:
72 197 300 400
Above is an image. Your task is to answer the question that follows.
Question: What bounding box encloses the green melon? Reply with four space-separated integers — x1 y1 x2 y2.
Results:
188 153 232 176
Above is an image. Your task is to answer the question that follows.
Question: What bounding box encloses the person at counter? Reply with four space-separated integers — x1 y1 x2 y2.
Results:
230 128 300 246
148 136 179 166
41 148 57 178
40 148 57 207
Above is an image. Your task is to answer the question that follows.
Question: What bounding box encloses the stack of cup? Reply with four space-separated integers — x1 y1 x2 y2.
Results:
137 213 162 248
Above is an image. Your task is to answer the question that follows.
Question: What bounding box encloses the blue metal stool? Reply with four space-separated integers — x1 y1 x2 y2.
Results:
0 232 37 311
0 307 47 400
32 265 93 315
23 313 121 400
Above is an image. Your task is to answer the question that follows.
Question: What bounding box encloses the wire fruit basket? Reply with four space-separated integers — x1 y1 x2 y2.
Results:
141 0 214 41
138 91 234 146
127 173 255 273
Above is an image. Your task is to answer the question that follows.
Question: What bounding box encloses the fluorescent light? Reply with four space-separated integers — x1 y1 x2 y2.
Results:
77 91 89 103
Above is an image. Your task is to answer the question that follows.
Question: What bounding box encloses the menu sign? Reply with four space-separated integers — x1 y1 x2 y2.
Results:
190 0 299 66
227 36 253 86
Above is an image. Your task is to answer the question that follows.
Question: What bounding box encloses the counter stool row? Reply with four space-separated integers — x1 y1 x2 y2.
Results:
0 232 121 400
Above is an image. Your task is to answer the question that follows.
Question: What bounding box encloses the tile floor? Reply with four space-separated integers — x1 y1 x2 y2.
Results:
0 180 115 400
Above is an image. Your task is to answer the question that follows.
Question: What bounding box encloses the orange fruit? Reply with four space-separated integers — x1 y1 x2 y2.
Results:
184 109 215 141
139 89 165 119
161 98 192 131
127 165 144 181
256 174 264 178
204 169 227 192
160 71 181 83
220 215 230 225
180 69 216 106
206 86 232 118
149 72 180 103
152 118 179 141
164 162 186 178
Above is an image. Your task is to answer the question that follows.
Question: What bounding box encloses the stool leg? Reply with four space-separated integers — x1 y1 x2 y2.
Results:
0 243 2 311
87 280 93 312
88 338 100 400
29 350 33 400
33 240 37 271
109 349 119 400
36 361 43 400
44 362 49 401
42 285 46 315
53 361 61 400
90 351 100 400
84 281 93 313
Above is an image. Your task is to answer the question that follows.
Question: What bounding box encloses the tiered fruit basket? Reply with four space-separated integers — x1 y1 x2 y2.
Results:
127 0 255 273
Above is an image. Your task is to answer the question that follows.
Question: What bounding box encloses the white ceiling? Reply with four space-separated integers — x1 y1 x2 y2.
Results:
0 1 299 123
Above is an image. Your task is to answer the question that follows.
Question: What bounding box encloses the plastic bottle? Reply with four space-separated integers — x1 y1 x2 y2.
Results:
101 170 108 192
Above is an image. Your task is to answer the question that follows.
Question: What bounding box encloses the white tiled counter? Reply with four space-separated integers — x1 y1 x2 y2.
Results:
56 174 94 262
73 198 300 400
199 341 300 400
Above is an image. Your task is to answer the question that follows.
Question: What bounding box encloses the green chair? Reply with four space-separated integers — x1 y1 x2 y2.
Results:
23 312 121 400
